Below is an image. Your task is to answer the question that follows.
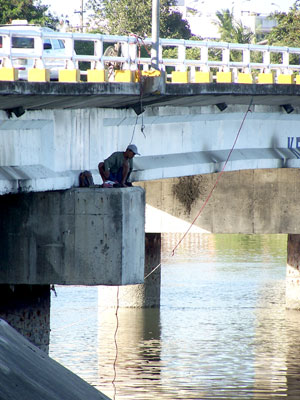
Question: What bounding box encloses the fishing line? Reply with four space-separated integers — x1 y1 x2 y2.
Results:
112 286 120 400
144 98 254 279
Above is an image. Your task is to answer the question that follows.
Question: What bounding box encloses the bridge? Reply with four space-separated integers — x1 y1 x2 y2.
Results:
1 31 300 374
1 32 300 193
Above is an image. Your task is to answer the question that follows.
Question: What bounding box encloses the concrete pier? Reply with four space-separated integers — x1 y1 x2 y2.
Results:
0 284 50 352
0 187 145 285
99 233 161 308
0 187 145 350
286 234 300 309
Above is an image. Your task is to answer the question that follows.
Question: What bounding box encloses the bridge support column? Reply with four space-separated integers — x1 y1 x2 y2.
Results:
0 284 50 352
99 233 161 308
286 234 300 310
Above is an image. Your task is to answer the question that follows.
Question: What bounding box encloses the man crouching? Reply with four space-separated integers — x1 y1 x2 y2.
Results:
98 144 140 187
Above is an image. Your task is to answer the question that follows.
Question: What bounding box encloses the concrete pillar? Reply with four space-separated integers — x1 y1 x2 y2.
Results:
0 284 50 352
98 233 161 308
286 234 300 310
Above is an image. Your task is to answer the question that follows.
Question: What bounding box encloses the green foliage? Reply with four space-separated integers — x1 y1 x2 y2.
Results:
86 0 192 39
214 8 253 45
267 1 300 48
0 0 59 29
74 40 95 71
160 10 191 39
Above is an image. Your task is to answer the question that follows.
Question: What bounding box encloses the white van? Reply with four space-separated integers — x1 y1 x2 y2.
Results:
0 20 66 80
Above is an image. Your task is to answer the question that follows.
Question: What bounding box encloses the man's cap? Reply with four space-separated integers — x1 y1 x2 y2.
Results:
127 144 140 155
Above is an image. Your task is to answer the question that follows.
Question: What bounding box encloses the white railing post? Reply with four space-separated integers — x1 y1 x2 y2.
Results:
2 34 12 68
243 48 251 73
64 35 76 69
35 35 45 69
263 49 270 73
94 38 104 69
128 38 137 71
200 45 209 72
222 47 230 72
122 41 130 70
282 50 290 74
177 43 186 72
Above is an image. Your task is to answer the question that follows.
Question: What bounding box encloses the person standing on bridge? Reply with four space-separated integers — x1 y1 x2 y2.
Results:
98 144 140 187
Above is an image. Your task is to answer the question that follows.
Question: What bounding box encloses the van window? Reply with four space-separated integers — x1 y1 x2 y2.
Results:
52 39 65 50
58 40 65 49
12 37 34 49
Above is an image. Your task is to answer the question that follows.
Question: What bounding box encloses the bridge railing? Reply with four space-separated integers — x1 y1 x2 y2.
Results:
0 29 300 83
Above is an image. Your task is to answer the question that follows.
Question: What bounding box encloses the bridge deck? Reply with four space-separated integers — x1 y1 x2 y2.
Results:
0 81 300 110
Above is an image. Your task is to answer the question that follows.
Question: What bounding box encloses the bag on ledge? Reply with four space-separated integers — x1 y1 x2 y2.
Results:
79 170 94 187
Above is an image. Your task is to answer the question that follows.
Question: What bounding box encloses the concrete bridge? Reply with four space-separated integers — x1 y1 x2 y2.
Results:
2 31 300 397
1 80 300 193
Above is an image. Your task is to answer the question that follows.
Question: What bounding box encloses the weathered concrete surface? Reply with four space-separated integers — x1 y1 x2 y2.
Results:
0 285 50 352
1 81 300 110
98 233 161 308
1 104 300 194
0 319 110 400
0 187 145 285
286 234 300 310
139 168 300 234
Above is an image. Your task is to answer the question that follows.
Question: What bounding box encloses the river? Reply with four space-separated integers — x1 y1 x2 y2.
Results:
49 233 300 399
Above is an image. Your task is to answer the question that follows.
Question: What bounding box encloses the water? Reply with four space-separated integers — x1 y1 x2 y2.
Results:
50 234 300 399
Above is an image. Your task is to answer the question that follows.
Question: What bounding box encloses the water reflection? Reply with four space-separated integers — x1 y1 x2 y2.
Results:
97 306 161 399
49 233 300 399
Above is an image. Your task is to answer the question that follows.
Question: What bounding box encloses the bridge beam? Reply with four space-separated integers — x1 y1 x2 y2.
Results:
139 169 300 234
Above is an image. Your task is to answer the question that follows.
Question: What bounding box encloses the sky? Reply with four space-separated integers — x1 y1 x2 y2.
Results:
40 0 297 26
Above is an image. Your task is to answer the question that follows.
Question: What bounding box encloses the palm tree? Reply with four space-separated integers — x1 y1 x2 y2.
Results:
214 8 253 44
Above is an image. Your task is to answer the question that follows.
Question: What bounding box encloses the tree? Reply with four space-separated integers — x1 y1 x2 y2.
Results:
0 0 59 29
212 8 253 62
267 1 300 48
86 0 192 39
214 8 253 44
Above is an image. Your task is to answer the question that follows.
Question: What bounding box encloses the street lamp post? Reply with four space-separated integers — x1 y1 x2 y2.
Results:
151 0 160 70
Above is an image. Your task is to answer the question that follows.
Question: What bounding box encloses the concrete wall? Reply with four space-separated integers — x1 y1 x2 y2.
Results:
139 168 300 234
0 285 50 352
1 105 300 194
98 232 161 308
0 187 145 285
0 319 110 400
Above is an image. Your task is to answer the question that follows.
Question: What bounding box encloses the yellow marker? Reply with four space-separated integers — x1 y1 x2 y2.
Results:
114 70 134 82
0 67 18 81
171 71 190 83
257 72 275 84
237 73 253 84
277 75 294 84
28 68 50 82
59 69 80 83
87 69 107 83
216 71 233 83
194 72 212 83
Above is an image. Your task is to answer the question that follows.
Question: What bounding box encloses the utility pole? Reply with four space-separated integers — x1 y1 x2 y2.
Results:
75 0 84 32
151 0 160 70
80 0 84 32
